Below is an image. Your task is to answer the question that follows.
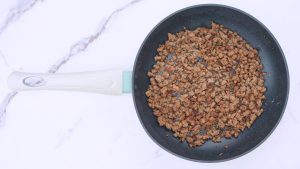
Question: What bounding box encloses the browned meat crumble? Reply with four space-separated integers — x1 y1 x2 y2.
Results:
146 22 266 147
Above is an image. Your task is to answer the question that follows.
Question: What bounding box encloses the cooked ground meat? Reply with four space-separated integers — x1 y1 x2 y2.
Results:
146 22 266 147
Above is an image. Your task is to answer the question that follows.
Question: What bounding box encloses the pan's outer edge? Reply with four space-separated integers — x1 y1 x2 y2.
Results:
132 4 290 163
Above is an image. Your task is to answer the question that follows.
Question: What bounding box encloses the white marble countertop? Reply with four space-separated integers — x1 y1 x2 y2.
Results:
0 0 299 168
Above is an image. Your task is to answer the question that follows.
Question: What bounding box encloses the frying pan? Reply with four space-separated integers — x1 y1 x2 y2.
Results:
7 4 289 162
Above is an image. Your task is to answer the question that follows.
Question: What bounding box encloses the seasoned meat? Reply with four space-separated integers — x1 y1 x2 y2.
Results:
146 22 266 147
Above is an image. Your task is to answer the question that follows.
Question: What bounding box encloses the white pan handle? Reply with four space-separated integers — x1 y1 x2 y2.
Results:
7 70 124 95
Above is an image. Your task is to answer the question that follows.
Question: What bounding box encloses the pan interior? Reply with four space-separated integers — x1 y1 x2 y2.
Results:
132 5 289 162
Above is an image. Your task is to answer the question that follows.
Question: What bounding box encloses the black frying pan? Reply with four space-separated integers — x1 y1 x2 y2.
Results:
133 4 289 162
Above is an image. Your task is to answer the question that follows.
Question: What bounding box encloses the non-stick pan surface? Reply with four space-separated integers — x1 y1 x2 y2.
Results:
133 4 289 162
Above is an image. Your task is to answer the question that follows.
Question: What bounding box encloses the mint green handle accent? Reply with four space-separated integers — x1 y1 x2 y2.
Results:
122 71 132 93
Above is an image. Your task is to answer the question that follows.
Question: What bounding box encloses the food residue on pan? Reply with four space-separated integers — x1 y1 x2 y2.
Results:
146 22 266 147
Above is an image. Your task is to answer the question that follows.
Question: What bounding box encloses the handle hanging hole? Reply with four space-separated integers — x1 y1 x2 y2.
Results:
23 76 46 87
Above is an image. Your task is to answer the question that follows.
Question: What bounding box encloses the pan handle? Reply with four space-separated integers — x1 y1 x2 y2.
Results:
7 70 132 95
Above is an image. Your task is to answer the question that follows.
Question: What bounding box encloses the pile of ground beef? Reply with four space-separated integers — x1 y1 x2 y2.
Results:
146 22 266 147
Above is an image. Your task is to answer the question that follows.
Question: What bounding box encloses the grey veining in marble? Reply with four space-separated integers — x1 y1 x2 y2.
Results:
0 0 42 36
54 118 82 148
0 51 15 126
48 0 143 73
0 50 10 68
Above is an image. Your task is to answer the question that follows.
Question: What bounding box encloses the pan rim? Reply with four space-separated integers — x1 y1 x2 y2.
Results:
132 3 290 163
